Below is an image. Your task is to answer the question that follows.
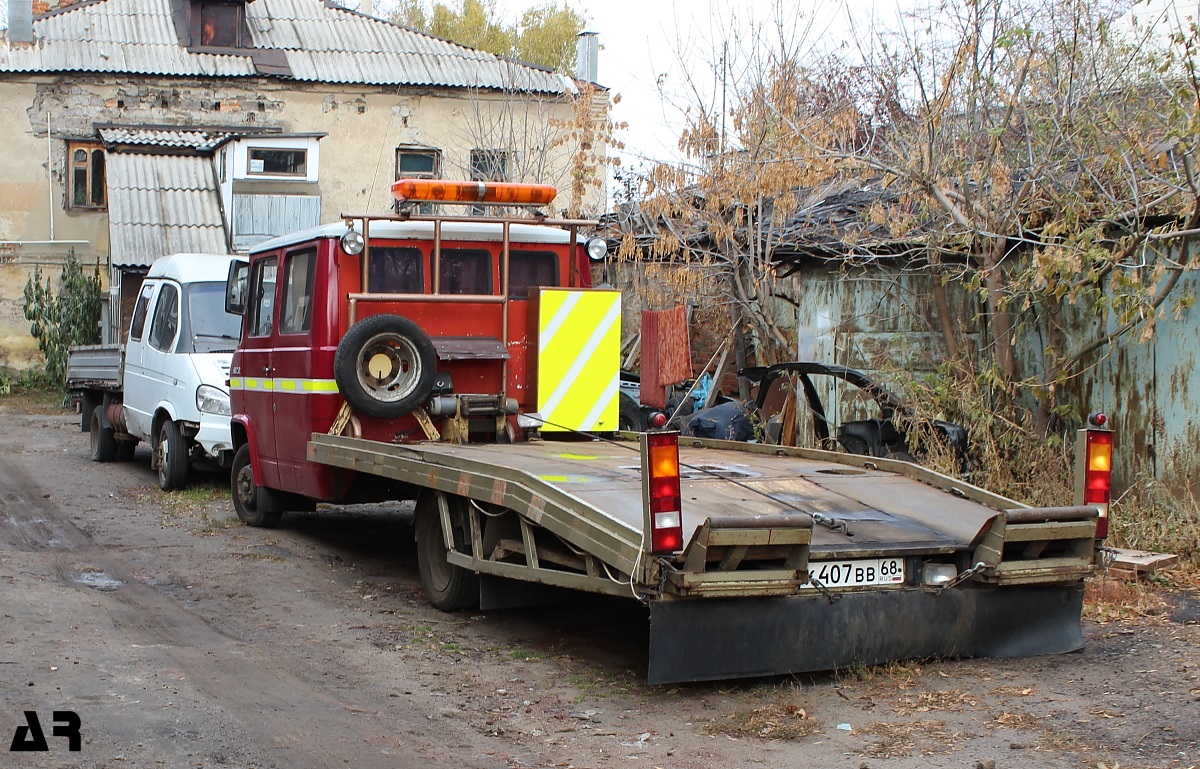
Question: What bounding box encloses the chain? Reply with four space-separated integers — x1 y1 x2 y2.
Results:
806 574 842 603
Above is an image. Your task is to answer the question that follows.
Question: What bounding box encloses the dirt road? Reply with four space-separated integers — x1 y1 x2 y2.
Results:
1 406 1198 769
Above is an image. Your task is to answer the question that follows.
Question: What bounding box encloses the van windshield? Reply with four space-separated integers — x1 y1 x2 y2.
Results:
185 281 242 353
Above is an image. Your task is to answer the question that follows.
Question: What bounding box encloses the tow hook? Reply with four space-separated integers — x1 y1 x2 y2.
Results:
935 561 988 593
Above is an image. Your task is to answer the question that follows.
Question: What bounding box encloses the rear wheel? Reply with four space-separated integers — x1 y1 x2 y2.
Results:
156 421 190 491
416 493 478 611
618 392 648 432
231 444 283 527
89 410 116 462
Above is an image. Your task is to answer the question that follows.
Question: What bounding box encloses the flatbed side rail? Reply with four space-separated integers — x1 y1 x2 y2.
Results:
307 433 642 576
674 436 1023 513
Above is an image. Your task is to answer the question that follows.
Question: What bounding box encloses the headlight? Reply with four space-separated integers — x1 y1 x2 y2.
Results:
197 385 232 416
922 563 957 587
586 237 608 261
340 229 365 255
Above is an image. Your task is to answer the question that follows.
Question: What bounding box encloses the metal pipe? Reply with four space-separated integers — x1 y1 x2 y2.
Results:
500 220 511 400
347 292 504 304
47 111 54 241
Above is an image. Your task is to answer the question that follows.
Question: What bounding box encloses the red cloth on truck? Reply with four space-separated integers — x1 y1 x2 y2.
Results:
640 306 692 409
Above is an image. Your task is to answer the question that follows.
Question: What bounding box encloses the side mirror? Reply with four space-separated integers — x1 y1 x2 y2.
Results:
225 259 248 315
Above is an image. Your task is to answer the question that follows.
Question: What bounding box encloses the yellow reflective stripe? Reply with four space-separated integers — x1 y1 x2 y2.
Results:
536 289 621 432
229 377 339 394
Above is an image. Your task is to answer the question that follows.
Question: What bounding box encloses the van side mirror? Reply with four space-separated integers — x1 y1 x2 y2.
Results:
225 260 248 315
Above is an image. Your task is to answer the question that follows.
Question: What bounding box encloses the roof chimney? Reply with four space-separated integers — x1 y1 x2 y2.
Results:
575 31 598 83
9 0 34 44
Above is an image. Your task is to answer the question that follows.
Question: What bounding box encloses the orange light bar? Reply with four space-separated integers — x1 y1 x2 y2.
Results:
391 178 557 206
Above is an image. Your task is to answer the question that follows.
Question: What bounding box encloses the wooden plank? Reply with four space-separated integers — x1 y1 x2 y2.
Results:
1107 548 1179 578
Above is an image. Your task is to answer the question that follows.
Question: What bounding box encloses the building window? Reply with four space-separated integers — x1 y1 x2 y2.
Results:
470 149 509 182
395 147 440 214
396 147 440 179
469 150 509 214
198 2 243 47
247 147 306 176
68 142 106 210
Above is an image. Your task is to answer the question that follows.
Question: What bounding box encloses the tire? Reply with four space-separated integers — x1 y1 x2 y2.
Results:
116 440 137 462
416 494 478 612
618 392 648 433
334 314 437 419
156 420 190 491
231 444 283 528
90 409 117 462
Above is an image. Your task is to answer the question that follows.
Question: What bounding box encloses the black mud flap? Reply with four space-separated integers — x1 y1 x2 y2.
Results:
646 583 1084 684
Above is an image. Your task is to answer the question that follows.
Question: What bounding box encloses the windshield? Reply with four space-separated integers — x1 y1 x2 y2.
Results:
186 281 242 353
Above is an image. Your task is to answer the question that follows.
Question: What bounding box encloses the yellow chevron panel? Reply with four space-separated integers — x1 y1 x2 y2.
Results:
536 288 620 432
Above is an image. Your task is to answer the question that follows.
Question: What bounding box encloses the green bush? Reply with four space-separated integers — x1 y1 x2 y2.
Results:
22 251 103 392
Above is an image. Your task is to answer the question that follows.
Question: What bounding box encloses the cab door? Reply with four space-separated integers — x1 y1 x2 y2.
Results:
121 279 162 440
239 255 282 489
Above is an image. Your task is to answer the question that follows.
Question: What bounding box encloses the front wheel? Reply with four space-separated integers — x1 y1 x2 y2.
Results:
231 444 282 527
416 493 478 611
156 421 190 491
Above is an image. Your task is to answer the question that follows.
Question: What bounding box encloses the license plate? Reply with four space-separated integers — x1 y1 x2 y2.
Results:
803 558 906 589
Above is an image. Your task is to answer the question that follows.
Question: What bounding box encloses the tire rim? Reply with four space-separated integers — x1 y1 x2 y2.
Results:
236 464 256 512
90 414 100 456
355 331 423 404
157 426 169 485
425 528 454 592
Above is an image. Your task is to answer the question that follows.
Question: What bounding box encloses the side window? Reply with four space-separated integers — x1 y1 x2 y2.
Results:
279 249 316 334
368 247 423 294
148 284 180 352
129 282 155 341
439 249 492 295
248 257 278 337
507 251 558 298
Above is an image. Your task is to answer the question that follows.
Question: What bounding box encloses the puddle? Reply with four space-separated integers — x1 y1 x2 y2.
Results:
73 571 124 590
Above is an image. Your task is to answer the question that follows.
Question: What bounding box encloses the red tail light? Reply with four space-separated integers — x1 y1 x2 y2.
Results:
1084 429 1113 538
650 412 668 428
643 432 683 554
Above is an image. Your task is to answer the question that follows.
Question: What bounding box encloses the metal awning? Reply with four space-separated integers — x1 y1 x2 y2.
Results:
106 153 229 267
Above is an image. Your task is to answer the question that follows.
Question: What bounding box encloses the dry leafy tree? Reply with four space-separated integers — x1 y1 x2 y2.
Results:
640 0 1200 436
385 0 587 73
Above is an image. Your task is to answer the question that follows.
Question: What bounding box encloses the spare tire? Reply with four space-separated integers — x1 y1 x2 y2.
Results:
334 314 438 419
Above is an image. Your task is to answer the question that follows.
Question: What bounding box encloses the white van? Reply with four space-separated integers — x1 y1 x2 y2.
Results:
68 253 243 490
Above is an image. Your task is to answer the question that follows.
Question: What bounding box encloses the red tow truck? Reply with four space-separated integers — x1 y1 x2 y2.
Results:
225 179 1110 684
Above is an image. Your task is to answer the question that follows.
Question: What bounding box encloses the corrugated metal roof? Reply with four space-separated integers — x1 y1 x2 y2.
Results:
99 126 236 151
0 0 576 94
107 153 228 266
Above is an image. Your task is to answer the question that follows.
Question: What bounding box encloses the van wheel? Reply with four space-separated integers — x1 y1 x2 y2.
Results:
416 493 478 612
231 444 282 527
618 392 648 432
90 410 117 462
156 421 190 491
334 314 437 420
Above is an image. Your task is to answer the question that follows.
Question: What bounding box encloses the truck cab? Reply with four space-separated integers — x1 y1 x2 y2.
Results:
227 180 612 523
